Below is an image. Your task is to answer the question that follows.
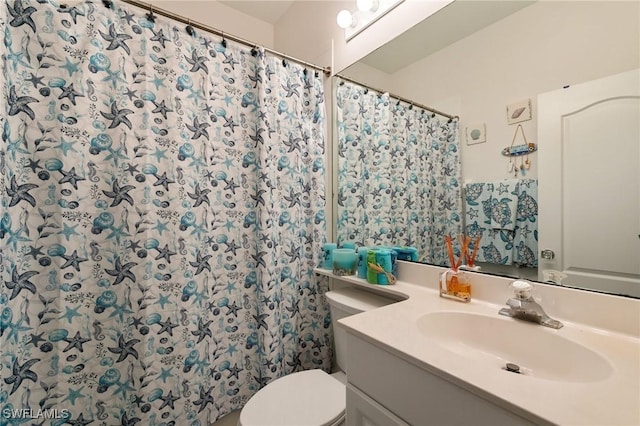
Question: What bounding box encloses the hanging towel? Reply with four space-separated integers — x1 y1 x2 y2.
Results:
513 179 539 267
464 179 538 267
464 182 513 265
490 179 519 231
464 182 492 226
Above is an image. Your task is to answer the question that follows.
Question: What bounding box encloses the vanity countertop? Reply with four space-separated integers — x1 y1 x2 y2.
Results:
315 265 640 426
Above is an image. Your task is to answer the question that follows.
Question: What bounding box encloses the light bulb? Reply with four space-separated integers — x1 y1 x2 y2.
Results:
336 10 355 29
357 0 378 12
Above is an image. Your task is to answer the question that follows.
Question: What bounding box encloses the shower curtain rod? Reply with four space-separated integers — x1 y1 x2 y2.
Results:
336 74 457 121
118 0 331 75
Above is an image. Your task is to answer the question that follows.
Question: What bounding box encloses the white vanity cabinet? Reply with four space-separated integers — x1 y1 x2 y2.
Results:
345 332 539 426
346 384 410 426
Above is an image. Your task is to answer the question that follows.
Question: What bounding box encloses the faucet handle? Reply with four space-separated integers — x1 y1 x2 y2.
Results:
506 298 522 308
510 280 534 299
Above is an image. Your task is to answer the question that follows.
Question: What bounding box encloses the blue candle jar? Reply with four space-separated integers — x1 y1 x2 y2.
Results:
393 246 419 262
333 248 357 276
341 241 356 250
321 243 337 269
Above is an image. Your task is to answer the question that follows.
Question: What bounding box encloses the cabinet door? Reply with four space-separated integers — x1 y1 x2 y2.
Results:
346 384 410 426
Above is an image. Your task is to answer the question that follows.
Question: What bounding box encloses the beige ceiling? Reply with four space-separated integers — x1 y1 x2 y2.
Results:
219 0 296 24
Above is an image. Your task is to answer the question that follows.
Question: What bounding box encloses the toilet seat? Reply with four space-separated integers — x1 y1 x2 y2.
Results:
238 369 345 426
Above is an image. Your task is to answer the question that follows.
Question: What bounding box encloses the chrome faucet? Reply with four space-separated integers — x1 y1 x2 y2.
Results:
499 280 563 329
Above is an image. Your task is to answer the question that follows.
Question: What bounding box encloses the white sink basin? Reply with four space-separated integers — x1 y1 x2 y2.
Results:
417 311 613 382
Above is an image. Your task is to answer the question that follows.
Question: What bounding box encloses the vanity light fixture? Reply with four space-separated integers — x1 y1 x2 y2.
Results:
337 10 357 29
357 0 379 13
337 0 404 41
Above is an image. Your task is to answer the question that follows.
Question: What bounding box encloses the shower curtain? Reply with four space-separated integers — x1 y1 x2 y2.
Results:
336 80 462 265
0 1 331 424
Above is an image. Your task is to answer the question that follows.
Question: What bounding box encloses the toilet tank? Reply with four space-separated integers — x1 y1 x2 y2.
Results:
325 287 395 373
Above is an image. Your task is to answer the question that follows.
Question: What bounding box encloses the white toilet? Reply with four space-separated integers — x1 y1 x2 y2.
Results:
238 287 394 426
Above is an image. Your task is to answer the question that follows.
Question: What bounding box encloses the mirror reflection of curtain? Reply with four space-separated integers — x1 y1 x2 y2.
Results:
336 81 463 264
0 1 330 423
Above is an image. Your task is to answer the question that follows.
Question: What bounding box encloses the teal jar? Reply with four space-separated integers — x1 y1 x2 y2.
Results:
321 243 337 269
332 249 357 276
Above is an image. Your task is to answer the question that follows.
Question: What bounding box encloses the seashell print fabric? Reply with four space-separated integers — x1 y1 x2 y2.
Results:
464 179 538 267
335 81 463 265
0 1 331 424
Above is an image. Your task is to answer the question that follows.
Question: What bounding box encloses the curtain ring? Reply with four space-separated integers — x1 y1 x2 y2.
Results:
186 19 195 36
147 4 156 22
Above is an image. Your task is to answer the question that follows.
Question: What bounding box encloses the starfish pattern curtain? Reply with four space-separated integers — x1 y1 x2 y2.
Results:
335 80 463 264
0 1 331 424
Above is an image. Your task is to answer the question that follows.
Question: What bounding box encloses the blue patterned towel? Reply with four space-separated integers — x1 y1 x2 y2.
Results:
465 182 512 265
464 179 539 267
490 179 518 231
513 179 538 267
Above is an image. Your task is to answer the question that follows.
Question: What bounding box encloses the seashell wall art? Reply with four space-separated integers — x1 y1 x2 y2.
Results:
466 123 487 145
506 98 532 124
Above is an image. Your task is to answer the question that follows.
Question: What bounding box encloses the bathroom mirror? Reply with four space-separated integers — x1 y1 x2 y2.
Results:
333 0 640 298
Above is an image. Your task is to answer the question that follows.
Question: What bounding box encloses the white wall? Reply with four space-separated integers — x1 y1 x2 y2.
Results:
340 62 393 90
385 1 640 184
274 0 351 69
144 1 275 47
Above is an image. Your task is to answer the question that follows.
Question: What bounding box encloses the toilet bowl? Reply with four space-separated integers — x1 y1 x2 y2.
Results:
238 287 394 426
